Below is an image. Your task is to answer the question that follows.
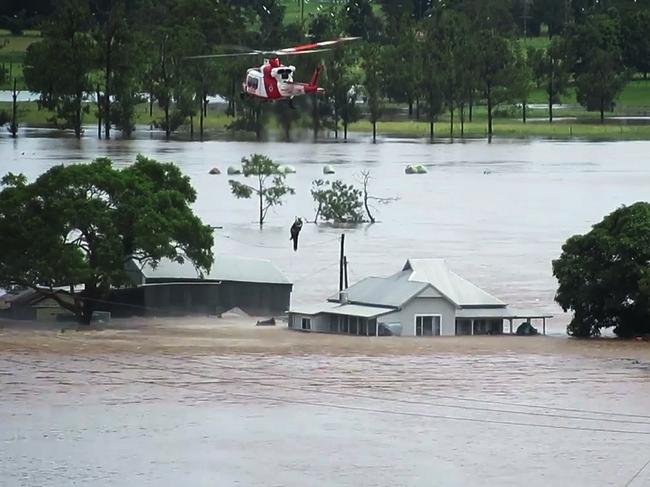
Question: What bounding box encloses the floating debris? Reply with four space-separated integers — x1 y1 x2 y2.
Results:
209 167 221 175
323 165 335 174
227 166 242 175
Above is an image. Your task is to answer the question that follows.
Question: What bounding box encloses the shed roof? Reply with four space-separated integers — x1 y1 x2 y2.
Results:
404 259 505 307
138 256 291 285
327 271 428 307
456 307 553 319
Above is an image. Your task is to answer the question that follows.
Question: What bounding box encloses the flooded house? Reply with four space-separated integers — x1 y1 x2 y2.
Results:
289 259 550 336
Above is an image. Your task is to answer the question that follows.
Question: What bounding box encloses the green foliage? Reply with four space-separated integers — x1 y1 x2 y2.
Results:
311 179 364 223
229 154 295 226
23 0 95 137
362 42 383 141
553 202 650 338
0 156 214 324
621 9 650 77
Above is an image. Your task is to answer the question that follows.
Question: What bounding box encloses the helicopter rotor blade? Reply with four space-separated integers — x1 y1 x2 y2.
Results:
276 36 361 54
184 51 262 60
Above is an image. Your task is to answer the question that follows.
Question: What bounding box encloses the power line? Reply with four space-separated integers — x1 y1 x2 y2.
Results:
4 354 650 436
623 455 650 487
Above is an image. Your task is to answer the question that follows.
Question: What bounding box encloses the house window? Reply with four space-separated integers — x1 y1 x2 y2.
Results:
415 315 441 336
301 317 311 330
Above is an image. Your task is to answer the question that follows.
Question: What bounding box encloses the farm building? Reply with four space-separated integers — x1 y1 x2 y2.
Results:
124 255 292 317
289 259 551 336
0 288 75 322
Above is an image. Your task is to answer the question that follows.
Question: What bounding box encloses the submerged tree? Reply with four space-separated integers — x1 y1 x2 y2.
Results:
311 179 364 223
552 202 650 338
229 154 295 227
0 156 214 324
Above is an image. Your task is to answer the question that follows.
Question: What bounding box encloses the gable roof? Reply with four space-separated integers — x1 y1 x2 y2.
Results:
328 270 428 308
404 259 504 307
137 256 291 285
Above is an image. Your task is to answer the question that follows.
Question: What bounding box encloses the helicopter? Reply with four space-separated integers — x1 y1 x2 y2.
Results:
186 37 360 105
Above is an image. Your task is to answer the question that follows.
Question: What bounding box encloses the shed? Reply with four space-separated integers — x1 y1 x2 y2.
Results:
125 256 292 317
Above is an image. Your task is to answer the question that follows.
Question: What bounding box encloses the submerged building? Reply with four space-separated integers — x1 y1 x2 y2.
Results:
289 259 550 336
123 255 292 317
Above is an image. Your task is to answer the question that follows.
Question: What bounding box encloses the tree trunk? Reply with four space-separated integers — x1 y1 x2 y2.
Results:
149 93 153 117
75 93 82 139
258 190 263 227
363 190 375 223
468 91 473 122
10 78 17 137
548 82 553 123
486 83 493 139
460 103 465 137
199 93 204 141
190 113 194 140
522 99 527 124
450 106 454 138
104 36 112 139
600 96 604 123
334 105 338 139
96 85 102 139
164 102 170 140
416 97 420 121
372 121 376 143
429 119 434 142
344 121 348 141
408 99 413 118
255 105 262 141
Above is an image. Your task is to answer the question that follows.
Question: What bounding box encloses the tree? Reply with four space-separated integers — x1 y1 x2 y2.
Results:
621 8 650 78
552 202 650 338
311 179 364 223
419 18 444 141
362 43 384 143
229 154 295 227
358 170 398 223
0 156 214 324
23 0 95 138
529 38 570 123
475 30 517 138
567 13 628 122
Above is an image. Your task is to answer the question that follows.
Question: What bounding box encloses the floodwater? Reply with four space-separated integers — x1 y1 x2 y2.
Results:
1 123 650 487
3 129 650 332
1 334 650 487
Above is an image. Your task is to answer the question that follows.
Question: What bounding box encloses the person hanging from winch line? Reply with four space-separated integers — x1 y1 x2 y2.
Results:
290 217 303 251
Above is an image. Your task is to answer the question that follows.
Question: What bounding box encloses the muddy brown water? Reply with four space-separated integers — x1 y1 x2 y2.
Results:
1 320 650 487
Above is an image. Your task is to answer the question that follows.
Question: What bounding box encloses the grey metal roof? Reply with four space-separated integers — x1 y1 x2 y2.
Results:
327 271 428 307
290 302 394 318
456 307 553 319
138 256 291 285
404 259 505 307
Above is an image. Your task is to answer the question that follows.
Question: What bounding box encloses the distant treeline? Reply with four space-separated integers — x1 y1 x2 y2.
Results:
2 0 649 140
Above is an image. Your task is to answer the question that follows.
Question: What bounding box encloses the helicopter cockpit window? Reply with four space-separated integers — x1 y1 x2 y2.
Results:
247 77 259 89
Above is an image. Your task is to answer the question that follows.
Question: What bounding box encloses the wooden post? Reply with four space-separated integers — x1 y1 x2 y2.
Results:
509 319 513 334
10 78 17 138
471 319 474 336
339 234 345 292
543 317 546 335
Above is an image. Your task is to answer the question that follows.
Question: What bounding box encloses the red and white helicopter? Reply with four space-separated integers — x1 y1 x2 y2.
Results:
186 37 360 104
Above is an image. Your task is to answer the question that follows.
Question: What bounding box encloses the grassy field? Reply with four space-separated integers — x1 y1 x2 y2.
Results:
0 30 39 90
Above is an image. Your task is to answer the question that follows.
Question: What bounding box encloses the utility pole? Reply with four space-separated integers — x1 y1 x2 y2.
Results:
344 256 349 289
339 233 345 292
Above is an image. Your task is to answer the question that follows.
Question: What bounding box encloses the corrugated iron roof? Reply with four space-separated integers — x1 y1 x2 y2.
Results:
404 259 505 307
290 302 394 318
138 255 291 285
327 271 427 307
456 307 553 319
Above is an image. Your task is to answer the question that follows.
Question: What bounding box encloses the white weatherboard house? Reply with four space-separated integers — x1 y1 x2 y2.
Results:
289 259 551 336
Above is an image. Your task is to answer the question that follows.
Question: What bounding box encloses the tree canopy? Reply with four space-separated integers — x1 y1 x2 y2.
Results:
0 156 214 323
229 154 295 226
552 202 650 338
